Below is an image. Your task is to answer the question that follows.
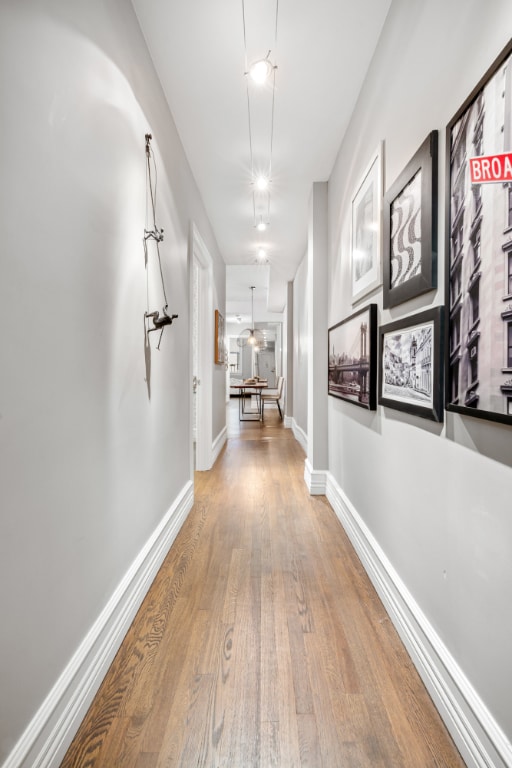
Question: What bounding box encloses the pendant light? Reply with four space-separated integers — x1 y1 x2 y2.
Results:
237 286 266 349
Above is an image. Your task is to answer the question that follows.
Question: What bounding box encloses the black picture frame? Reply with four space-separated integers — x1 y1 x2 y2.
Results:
379 306 444 422
328 304 377 410
383 131 438 308
445 39 512 427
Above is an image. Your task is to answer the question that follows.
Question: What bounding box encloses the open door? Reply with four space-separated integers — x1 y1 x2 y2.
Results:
190 224 213 471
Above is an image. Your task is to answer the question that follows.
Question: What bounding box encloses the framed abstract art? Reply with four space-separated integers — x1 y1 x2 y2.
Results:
383 131 438 309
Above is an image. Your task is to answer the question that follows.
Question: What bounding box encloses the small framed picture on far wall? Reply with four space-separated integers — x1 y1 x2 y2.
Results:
214 309 225 365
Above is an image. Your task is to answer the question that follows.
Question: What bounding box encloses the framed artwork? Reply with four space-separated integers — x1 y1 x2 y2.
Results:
445 39 512 426
379 306 444 422
214 309 225 365
383 131 438 308
328 304 377 410
351 143 383 304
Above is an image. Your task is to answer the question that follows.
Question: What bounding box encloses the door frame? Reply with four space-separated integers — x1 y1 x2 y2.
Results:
190 223 213 472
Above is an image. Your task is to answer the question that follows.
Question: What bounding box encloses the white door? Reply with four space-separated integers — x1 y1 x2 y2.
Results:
257 349 276 387
191 225 213 472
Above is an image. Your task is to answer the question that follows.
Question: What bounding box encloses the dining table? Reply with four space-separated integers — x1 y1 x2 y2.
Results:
231 380 268 421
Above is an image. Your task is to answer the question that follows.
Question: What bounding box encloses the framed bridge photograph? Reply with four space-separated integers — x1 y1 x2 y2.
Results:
379 306 444 422
328 303 377 409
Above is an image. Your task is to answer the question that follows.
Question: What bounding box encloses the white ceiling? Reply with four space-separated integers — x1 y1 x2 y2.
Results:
132 0 392 316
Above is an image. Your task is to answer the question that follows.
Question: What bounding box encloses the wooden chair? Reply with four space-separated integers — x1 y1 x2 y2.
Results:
261 376 284 419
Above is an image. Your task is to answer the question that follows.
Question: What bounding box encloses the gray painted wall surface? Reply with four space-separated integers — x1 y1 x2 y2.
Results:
0 0 225 760
292 253 308 435
327 0 512 742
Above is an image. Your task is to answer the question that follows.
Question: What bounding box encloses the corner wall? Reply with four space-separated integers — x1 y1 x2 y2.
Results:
0 1 225 764
326 0 512 765
291 252 308 450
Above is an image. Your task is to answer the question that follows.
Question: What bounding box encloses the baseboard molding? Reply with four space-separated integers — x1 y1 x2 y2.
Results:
290 417 308 454
325 472 512 768
212 425 227 466
304 459 328 495
4 482 194 768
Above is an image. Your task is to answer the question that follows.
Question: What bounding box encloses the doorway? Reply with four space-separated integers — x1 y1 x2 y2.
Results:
191 224 213 472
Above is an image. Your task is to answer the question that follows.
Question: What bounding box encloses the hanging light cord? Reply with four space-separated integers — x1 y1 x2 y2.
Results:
269 0 279 186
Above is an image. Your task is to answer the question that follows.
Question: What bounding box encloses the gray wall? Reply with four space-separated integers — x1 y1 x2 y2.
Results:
292 253 308 436
327 0 512 747
0 0 225 761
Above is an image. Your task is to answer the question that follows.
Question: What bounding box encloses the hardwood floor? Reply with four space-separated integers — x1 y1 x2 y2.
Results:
61 401 465 767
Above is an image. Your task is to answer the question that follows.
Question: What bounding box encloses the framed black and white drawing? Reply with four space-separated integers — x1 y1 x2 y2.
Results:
383 131 438 308
328 304 377 410
351 143 383 304
446 39 512 426
379 307 444 422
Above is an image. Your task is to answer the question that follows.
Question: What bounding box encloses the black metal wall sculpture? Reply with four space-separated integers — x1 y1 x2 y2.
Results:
144 133 177 350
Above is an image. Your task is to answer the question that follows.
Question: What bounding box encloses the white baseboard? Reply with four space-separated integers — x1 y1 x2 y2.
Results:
304 459 327 495
325 472 512 768
212 425 227 466
290 417 308 454
4 482 194 768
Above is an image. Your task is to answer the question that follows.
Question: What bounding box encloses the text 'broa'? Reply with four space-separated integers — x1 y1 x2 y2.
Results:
469 152 512 184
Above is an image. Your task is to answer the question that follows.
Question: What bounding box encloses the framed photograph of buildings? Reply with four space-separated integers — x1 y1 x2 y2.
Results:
446 39 512 426
328 304 377 409
383 131 438 308
379 307 444 422
214 309 225 365
351 143 383 304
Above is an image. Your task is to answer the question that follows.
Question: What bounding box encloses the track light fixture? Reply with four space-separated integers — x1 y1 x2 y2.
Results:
248 53 276 85
242 0 279 240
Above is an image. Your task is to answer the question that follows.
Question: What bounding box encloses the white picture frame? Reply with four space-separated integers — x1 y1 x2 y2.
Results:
350 142 383 304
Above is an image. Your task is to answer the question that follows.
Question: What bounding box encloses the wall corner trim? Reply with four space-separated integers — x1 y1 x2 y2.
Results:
304 458 327 496
4 482 194 768
212 425 227 466
325 472 512 768
290 418 308 455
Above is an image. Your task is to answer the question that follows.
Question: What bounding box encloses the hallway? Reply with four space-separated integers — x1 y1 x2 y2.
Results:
61 402 465 767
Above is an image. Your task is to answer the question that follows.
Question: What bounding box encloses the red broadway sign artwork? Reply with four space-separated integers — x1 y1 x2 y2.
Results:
469 152 512 184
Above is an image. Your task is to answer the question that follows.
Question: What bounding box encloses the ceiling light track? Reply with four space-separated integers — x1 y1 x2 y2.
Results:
241 0 279 239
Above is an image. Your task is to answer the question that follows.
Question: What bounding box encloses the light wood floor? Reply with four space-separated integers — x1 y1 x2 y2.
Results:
61 400 466 767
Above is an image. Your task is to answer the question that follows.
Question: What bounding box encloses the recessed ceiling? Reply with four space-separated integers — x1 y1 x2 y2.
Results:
133 0 392 312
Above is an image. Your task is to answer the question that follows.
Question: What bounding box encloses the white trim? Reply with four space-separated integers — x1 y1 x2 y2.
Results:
284 415 293 428
325 472 512 768
290 417 308 454
3 483 194 768
304 458 328 495
212 426 227 466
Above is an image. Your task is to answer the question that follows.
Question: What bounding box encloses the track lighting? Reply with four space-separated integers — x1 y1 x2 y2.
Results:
248 56 275 85
242 0 279 242
255 175 270 191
